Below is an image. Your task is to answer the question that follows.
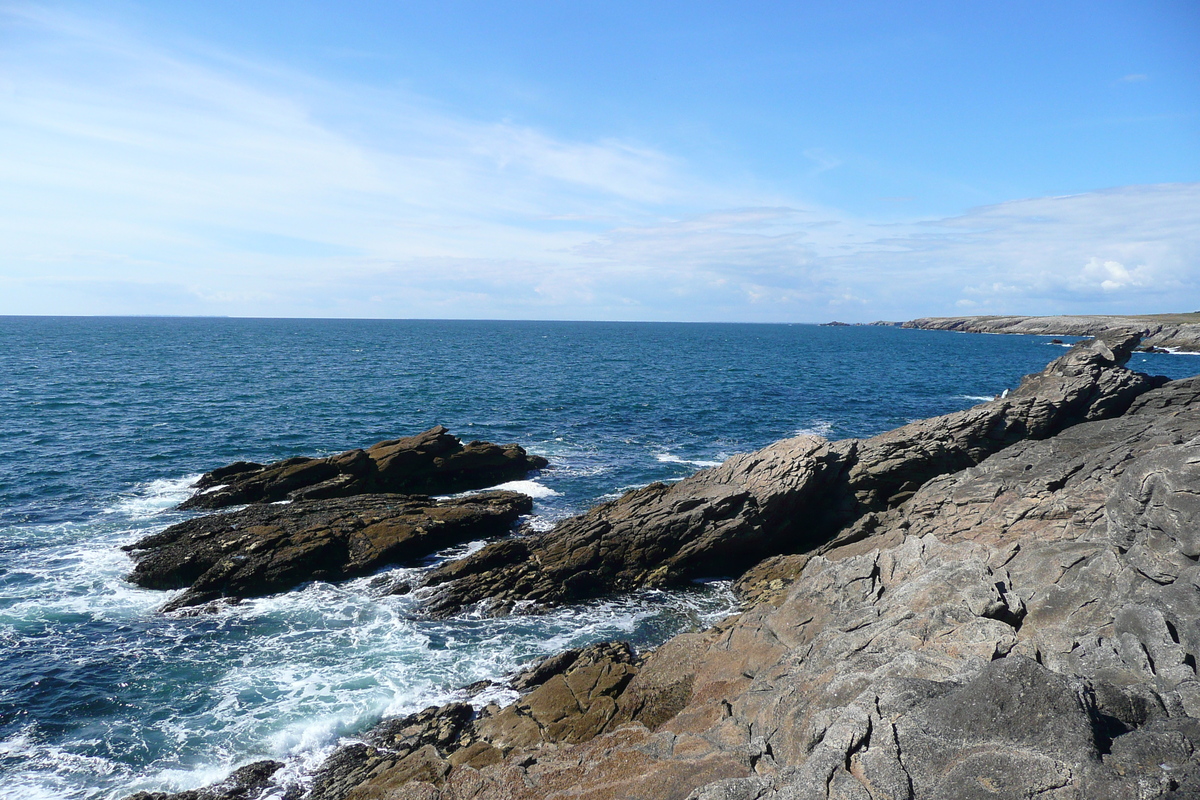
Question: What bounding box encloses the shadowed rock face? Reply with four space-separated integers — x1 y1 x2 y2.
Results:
125 491 531 611
421 333 1164 617
179 426 548 511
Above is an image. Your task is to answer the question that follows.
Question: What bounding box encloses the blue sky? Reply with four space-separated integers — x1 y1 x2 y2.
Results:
1 1 1197 321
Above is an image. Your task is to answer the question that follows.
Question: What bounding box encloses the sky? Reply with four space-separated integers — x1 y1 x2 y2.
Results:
1 1 1197 322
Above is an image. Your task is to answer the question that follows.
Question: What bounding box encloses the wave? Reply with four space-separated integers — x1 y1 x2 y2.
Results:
956 395 995 402
479 479 561 499
102 475 201 519
793 420 834 438
654 453 723 468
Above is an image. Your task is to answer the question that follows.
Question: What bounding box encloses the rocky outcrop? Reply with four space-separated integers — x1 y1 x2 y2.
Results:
903 313 1200 352
302 371 1200 800
180 427 548 511
421 333 1164 617
126 491 531 611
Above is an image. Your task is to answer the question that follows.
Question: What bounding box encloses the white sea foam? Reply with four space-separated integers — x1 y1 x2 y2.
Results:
2 465 739 800
654 453 723 468
794 420 834 438
956 394 995 402
103 474 201 518
482 479 561 498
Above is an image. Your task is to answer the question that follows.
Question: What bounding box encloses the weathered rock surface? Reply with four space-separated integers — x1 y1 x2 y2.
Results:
421 332 1164 617
904 312 1200 352
126 491 531 611
306 372 1200 799
180 426 548 511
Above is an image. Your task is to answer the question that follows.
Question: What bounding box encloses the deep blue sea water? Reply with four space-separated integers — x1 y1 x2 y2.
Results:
1 317 1197 799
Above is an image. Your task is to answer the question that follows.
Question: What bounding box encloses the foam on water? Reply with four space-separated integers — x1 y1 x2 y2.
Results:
794 420 835 438
0 474 738 799
102 475 201 519
481 479 561 498
956 394 995 402
654 453 724 468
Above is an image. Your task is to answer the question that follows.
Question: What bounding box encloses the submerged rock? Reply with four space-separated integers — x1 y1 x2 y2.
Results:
421 333 1164 616
180 426 548 510
126 491 531 611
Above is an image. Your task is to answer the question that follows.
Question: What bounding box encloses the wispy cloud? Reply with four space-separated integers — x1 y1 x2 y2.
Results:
1119 73 1149 83
0 6 1196 321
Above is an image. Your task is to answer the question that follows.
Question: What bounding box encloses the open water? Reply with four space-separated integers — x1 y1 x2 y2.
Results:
1 317 1197 799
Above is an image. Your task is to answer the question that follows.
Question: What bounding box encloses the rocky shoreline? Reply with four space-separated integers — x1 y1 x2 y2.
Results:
901 312 1200 352
129 333 1200 799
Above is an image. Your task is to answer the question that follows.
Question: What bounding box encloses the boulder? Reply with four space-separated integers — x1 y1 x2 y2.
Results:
180 427 548 510
125 491 531 611
420 333 1165 617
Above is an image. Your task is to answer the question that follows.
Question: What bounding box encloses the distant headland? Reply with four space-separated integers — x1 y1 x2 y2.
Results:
898 312 1200 353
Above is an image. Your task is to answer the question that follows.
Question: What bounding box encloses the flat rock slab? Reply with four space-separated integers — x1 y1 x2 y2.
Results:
180 426 548 510
126 491 532 611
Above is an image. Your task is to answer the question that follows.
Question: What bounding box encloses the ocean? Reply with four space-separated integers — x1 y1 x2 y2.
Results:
2 317 1196 799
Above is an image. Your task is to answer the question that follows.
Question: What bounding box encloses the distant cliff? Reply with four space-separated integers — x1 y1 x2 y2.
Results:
903 312 1200 352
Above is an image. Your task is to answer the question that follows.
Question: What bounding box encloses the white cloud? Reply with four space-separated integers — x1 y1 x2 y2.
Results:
0 7 1196 322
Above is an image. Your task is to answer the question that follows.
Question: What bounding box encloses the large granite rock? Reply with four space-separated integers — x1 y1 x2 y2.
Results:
304 373 1200 799
180 426 548 511
126 491 531 611
421 333 1164 617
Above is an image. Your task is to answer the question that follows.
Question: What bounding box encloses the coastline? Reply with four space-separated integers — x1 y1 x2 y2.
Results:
138 331 1200 800
900 312 1200 352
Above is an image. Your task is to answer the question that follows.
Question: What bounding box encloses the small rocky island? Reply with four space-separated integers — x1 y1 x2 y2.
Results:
129 333 1200 799
125 427 547 612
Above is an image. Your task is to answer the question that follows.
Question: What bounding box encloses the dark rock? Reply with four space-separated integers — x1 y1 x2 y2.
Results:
180 426 548 510
421 333 1164 617
124 760 283 800
125 491 531 611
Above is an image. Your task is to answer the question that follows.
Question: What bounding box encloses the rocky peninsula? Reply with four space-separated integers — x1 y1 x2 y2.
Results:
130 334 1200 799
902 312 1200 352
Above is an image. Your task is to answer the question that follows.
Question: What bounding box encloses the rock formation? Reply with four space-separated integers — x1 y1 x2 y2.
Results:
126 491 531 611
180 426 548 511
259 359 1200 799
129 332 1200 799
902 312 1200 352
421 332 1163 617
